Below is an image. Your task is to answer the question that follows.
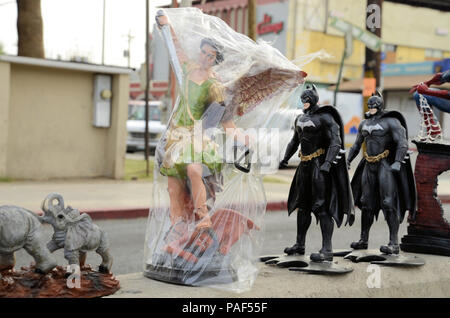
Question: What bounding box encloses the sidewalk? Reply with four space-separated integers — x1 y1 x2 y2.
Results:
0 170 449 220
109 252 450 298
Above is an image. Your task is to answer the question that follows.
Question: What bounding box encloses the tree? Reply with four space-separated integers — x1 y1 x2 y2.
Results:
17 0 44 58
0 43 4 55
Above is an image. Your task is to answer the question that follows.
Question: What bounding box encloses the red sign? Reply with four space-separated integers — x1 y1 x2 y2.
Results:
150 80 169 99
257 14 284 35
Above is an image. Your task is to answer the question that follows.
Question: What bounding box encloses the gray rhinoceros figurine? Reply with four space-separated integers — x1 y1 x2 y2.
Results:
40 193 113 273
0 205 57 273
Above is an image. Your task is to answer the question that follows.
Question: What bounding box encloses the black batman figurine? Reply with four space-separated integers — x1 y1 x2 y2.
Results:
279 85 354 262
347 91 416 255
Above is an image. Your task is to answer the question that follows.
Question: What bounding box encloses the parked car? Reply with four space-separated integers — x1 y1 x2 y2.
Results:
126 100 167 153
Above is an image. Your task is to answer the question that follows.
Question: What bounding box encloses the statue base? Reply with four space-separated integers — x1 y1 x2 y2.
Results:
400 141 450 256
289 261 353 275
343 249 425 266
0 265 120 298
260 250 354 275
144 263 237 287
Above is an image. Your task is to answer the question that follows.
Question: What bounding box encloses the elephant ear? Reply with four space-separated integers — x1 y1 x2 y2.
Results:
65 214 94 251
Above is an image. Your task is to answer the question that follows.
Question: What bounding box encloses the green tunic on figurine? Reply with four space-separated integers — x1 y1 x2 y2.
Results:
160 61 225 179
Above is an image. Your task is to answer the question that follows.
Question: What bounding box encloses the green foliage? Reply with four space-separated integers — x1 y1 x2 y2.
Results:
0 42 4 55
262 176 289 184
124 159 154 181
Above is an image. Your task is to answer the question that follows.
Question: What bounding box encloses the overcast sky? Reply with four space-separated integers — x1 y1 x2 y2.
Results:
0 0 173 68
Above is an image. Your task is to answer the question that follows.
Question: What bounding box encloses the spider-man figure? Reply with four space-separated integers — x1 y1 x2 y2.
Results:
410 70 450 139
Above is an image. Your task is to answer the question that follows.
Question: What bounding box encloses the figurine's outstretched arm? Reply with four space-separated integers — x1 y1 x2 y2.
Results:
416 84 450 101
425 70 450 86
155 10 188 65
321 114 341 172
347 122 364 164
280 129 300 166
389 118 408 172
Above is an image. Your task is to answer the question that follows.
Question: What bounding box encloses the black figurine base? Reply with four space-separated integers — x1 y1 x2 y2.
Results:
343 249 425 266
260 249 352 265
260 251 354 275
289 261 353 275
264 254 309 268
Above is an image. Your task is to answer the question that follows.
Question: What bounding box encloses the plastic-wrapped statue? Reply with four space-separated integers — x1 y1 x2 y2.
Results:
347 91 416 255
144 8 310 291
409 70 450 142
279 85 354 262
154 13 248 232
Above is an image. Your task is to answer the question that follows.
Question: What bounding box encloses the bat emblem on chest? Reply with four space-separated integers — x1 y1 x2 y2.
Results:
362 123 384 134
297 119 316 129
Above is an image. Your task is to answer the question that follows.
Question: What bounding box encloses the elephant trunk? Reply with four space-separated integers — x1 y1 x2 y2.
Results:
41 193 64 216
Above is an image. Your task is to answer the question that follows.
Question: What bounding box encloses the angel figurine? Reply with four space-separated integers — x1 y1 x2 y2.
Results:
144 8 308 290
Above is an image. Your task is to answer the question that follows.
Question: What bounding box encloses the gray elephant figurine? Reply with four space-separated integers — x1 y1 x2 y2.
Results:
40 193 113 273
0 205 57 274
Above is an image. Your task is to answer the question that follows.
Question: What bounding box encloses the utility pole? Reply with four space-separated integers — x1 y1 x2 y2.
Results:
364 0 383 109
102 0 106 64
123 30 135 68
363 0 382 152
170 0 179 111
145 0 150 174
248 0 257 41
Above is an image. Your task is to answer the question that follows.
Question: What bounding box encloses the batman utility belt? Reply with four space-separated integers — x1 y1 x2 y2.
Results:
364 150 389 163
299 148 325 161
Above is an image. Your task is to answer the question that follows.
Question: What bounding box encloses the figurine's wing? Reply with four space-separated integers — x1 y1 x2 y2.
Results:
228 67 307 117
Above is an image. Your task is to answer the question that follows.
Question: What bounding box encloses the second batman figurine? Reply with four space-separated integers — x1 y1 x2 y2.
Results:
347 91 416 255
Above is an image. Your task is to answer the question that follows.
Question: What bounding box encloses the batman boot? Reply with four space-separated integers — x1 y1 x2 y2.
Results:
310 249 333 262
350 209 374 250
310 213 334 262
284 211 311 255
380 210 400 255
380 244 400 255
284 243 305 255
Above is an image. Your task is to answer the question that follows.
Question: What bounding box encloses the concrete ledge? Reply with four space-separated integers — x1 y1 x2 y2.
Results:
108 252 450 298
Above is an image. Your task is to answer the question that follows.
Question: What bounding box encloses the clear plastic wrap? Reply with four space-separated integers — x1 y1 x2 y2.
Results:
143 7 312 292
